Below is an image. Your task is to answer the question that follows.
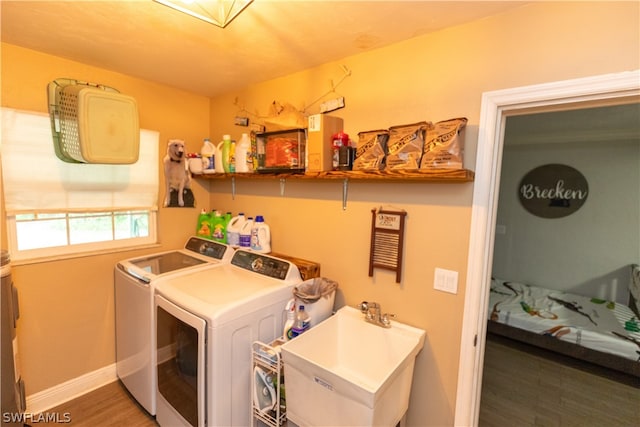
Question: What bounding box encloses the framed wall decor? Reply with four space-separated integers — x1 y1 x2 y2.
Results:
369 207 407 283
518 163 589 218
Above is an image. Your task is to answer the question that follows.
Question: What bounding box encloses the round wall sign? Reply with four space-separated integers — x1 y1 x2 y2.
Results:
518 164 588 218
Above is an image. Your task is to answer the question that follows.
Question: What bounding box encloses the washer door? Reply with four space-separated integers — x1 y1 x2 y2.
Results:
156 295 206 427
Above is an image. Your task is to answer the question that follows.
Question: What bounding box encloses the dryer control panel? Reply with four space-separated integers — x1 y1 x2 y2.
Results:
231 250 300 281
185 236 230 260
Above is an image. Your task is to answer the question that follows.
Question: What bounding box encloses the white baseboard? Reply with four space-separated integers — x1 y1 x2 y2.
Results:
26 364 117 414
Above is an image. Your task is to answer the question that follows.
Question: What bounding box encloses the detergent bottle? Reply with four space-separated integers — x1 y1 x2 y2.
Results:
218 134 232 173
290 305 310 338
250 215 271 253
201 138 216 173
214 141 224 173
210 210 227 243
235 133 252 173
226 212 246 248
224 212 232 239
228 139 236 173
239 216 254 249
229 139 236 173
195 209 212 239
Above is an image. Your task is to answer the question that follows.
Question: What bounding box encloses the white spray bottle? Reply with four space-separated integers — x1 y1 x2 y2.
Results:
283 299 296 341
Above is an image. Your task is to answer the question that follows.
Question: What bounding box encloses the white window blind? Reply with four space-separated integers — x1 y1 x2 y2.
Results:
1 108 159 214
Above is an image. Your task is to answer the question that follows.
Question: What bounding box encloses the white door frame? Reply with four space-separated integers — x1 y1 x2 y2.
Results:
454 69 640 427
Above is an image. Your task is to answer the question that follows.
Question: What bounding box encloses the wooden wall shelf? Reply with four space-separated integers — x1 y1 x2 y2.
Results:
193 169 474 209
193 168 474 183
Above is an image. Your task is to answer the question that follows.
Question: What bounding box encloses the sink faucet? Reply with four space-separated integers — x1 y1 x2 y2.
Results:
357 301 396 328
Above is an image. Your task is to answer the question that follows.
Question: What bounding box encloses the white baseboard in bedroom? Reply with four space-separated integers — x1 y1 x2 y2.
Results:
26 364 117 414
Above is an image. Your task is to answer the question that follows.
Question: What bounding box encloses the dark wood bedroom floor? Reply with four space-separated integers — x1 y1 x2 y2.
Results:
480 334 640 427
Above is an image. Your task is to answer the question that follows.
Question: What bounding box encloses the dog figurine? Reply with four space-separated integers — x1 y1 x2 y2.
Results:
163 139 191 207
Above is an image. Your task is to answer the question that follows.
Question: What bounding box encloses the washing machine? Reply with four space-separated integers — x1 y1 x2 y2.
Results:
154 249 302 427
114 236 234 415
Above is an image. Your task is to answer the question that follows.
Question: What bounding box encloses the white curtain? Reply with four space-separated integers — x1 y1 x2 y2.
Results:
1 108 159 214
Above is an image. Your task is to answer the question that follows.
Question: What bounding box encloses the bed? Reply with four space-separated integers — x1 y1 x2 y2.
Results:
487 264 640 378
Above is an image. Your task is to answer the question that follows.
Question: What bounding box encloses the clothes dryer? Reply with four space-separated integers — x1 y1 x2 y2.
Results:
114 237 233 415
154 249 302 427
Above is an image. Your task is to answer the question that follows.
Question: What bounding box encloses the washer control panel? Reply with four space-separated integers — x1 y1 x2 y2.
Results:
231 250 296 280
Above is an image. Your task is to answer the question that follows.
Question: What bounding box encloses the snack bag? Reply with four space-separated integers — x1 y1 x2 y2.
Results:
353 129 389 171
384 122 431 170
420 117 467 169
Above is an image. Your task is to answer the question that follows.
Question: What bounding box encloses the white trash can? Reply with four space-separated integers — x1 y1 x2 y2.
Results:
293 277 338 328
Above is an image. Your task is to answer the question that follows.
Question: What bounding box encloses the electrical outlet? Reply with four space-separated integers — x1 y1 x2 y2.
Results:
434 268 458 294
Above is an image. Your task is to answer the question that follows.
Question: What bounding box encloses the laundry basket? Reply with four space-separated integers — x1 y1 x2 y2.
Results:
48 79 140 164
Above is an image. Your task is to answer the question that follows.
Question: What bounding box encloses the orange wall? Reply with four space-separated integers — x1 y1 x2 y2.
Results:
1 2 638 426
207 3 639 425
1 43 214 394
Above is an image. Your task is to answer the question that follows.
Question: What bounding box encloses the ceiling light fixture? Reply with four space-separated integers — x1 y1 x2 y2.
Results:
153 0 253 28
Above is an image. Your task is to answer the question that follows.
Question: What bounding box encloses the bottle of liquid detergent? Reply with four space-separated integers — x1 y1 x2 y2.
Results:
195 209 212 239
250 131 258 171
214 140 224 173
239 216 254 249
226 212 246 248
291 305 310 338
224 211 232 237
201 138 216 173
282 299 296 341
250 215 271 253
256 133 266 169
235 133 252 173
228 139 236 173
219 134 232 173
210 210 227 243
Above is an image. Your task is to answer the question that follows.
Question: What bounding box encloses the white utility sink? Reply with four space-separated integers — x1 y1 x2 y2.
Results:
281 305 426 427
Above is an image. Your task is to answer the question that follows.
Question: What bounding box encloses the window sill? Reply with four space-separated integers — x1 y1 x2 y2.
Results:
11 242 162 266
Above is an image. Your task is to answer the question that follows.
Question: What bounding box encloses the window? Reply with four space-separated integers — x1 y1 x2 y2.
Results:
1 108 159 261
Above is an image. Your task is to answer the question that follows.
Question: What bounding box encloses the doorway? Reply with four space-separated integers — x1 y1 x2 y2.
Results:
454 70 640 426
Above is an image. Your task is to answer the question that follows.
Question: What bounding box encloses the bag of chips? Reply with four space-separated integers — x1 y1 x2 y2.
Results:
420 117 467 169
352 129 389 171
384 122 431 170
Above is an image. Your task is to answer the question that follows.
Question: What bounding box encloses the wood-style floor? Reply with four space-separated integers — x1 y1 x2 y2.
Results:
479 334 640 427
28 338 640 426
33 381 157 427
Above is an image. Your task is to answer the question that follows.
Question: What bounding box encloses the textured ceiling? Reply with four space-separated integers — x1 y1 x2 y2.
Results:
1 1 529 97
